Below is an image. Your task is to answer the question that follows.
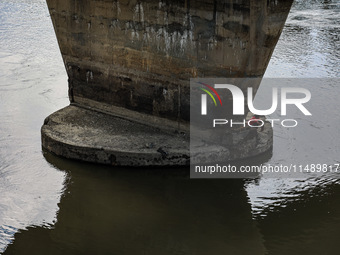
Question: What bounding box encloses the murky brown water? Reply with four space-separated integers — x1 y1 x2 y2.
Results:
1 0 339 254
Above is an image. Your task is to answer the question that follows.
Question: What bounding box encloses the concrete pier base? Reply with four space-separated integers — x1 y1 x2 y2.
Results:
41 105 273 166
41 0 290 166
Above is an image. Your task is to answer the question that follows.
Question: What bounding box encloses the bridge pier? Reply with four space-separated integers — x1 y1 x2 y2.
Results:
42 0 292 166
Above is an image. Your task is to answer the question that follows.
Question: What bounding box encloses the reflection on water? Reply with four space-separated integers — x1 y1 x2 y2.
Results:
0 0 339 254
248 0 340 222
0 0 68 252
253 178 340 255
265 0 340 77
3 153 340 255
6 153 266 255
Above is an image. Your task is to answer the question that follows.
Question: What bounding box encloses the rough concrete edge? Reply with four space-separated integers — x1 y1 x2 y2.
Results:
41 106 190 167
41 106 273 167
41 128 191 167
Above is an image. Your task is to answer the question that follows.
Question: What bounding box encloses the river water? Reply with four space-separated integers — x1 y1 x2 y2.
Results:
0 0 339 254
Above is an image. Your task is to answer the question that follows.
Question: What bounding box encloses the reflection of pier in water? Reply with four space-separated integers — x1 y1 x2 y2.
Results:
5 152 266 255
4 153 340 254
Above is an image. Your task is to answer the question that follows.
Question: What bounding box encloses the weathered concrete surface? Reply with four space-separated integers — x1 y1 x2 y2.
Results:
42 105 190 166
41 105 272 166
43 0 291 165
46 0 293 127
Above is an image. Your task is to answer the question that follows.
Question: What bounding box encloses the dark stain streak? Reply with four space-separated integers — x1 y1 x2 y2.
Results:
223 21 250 34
